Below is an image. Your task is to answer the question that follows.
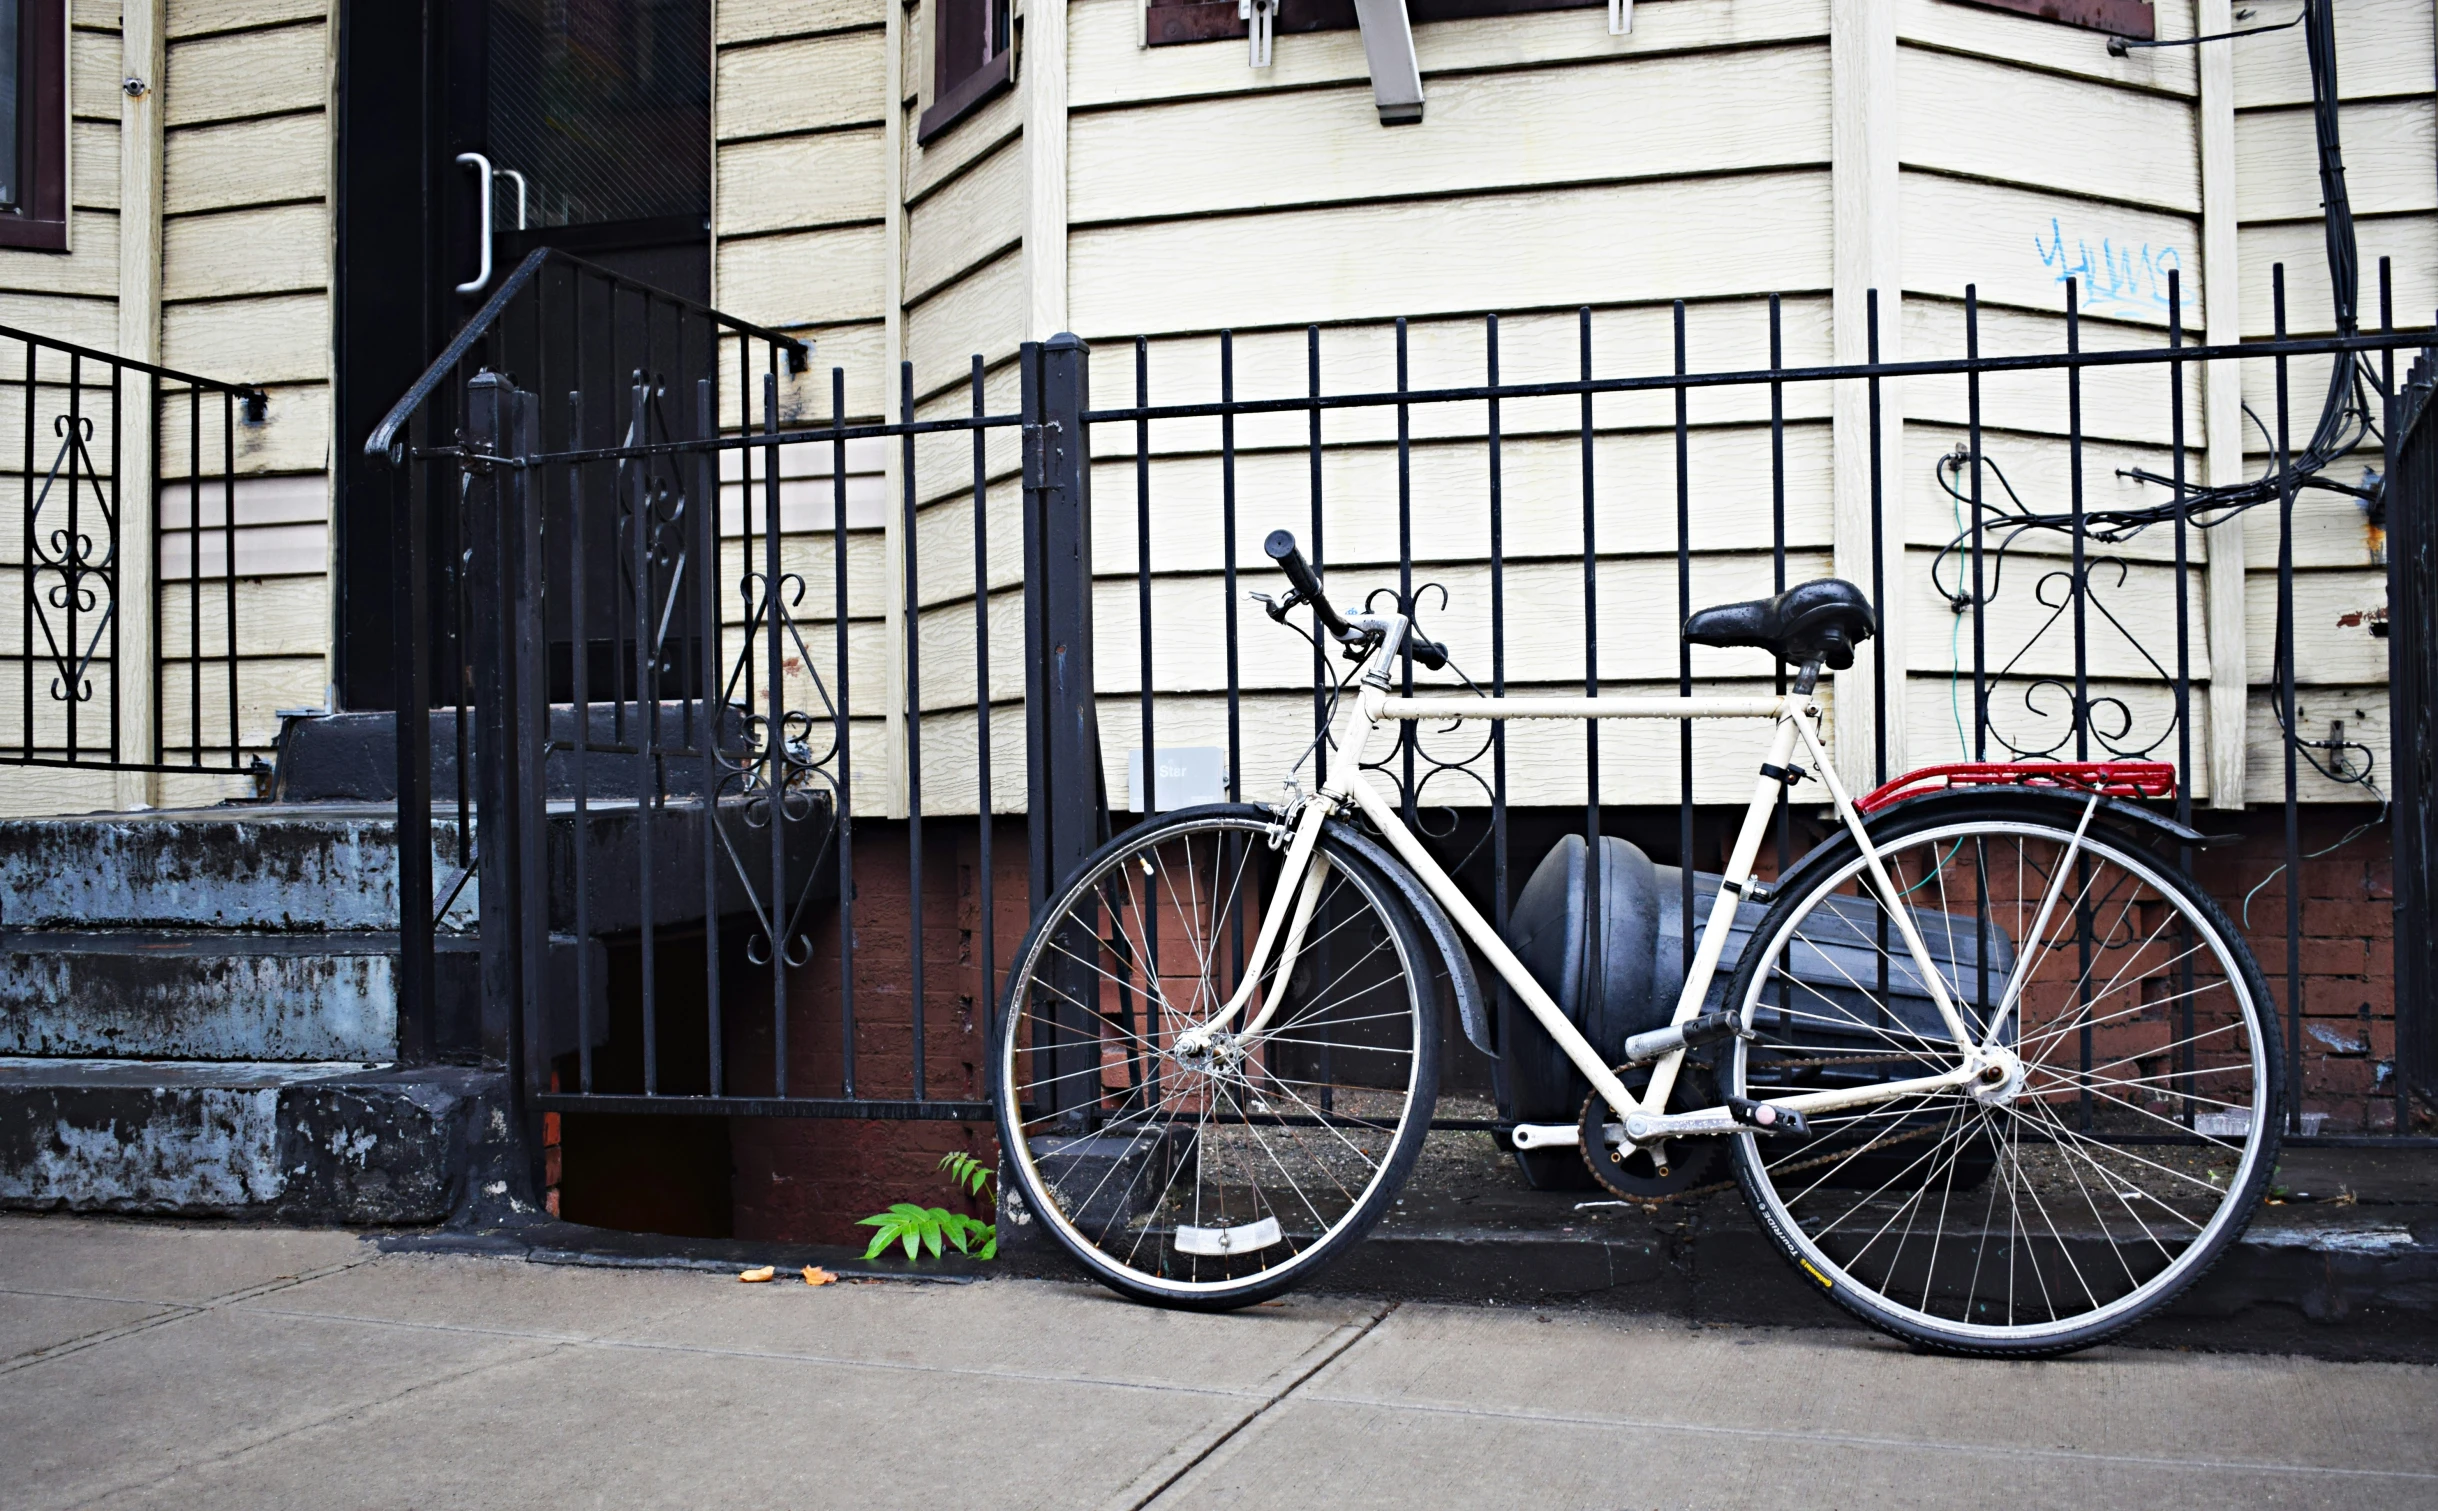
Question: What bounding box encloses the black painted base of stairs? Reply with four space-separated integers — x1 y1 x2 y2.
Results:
0 1060 515 1226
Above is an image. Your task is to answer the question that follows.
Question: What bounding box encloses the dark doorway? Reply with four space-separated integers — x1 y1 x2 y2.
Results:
333 0 712 711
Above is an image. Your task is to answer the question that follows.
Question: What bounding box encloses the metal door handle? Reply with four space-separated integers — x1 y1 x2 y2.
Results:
455 151 492 294
499 167 528 231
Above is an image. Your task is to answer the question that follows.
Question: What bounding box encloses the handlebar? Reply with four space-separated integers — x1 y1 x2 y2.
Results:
1263 529 1448 671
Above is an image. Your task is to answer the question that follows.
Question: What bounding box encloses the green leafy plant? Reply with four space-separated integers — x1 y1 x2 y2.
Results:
858 1152 998 1261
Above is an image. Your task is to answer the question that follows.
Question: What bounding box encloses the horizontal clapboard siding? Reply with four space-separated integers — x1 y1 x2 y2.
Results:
714 13 894 428
1898 45 2201 215
1896 0 2197 94
1072 173 1834 336
150 5 334 777
1067 45 1832 226
2223 0 2428 802
904 136 1024 304
161 20 326 127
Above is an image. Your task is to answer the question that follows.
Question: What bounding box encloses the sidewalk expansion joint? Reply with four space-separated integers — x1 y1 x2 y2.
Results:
1106 1300 1398 1511
0 1252 377 1378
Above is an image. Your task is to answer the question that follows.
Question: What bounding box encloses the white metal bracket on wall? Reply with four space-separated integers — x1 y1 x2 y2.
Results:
1350 0 1424 124
1240 0 1276 66
1609 0 1632 34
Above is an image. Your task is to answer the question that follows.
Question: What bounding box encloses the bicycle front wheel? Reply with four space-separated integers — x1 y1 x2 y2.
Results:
1722 795 2281 1356
995 805 1439 1309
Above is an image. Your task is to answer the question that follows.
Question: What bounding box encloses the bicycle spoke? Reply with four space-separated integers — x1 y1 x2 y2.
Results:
1732 818 2272 1350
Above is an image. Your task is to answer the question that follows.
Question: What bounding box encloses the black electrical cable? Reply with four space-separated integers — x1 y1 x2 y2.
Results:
1942 0 2379 566
1933 0 2388 801
2107 7 2302 55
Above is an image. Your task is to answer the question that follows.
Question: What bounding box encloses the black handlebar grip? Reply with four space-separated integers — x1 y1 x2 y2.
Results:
1408 637 1449 671
1264 530 1352 636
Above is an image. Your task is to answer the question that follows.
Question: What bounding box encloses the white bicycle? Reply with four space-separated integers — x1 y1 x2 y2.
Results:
994 529 2281 1357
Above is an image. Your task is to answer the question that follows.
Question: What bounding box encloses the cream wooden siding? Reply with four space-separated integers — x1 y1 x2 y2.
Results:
990 0 1835 813
712 0 899 813
715 0 2416 819
0 0 124 814
715 0 891 414
1883 2 2234 793
2233 0 2429 801
148 0 333 799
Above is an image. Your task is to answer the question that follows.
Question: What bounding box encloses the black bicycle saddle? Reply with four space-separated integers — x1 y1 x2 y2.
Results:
1682 578 1876 671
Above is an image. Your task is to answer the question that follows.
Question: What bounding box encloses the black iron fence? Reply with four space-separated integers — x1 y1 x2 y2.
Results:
0 323 265 776
2388 351 2436 1113
377 251 2436 1202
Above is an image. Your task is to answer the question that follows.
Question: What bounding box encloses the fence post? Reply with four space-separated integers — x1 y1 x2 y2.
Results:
1021 333 1104 903
466 375 532 1075
1019 333 1105 1119
2386 351 2436 1117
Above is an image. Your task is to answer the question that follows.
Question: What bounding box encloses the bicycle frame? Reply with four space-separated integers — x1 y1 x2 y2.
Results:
1180 611 2015 1152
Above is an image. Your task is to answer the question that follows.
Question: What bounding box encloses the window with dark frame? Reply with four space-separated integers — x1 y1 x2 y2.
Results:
0 0 65 252
918 0 1014 145
1146 0 2151 50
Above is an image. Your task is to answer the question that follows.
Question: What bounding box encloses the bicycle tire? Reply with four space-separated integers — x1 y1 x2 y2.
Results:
994 804 1441 1310
1720 791 2282 1357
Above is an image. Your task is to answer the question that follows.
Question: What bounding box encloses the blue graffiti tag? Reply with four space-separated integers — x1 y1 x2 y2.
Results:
2035 218 2184 320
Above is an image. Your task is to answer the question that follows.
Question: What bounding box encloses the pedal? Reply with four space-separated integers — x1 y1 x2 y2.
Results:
1726 1097 1811 1137
1621 1008 1751 1065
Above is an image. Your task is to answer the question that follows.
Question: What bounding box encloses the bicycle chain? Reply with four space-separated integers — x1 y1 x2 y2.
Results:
1596 1122 1949 1208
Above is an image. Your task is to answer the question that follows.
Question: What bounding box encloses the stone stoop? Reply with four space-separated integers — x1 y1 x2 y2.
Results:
0 803 498 1224
0 1060 511 1223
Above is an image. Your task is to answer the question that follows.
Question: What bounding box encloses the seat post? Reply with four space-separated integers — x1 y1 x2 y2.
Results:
1791 657 1825 697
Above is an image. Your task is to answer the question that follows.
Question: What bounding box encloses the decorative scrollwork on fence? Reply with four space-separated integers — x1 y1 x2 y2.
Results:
715 560 844 972
1931 448 2187 765
27 414 117 722
1355 583 1498 872
1978 557 2183 761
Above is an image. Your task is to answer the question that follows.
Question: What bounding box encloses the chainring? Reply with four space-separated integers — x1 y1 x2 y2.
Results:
1579 1062 1723 1199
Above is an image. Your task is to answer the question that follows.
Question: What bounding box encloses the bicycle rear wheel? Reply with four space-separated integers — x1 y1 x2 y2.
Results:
1722 794 2280 1356
995 805 1439 1309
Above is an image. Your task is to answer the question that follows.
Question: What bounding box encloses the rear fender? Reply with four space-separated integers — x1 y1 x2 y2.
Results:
1860 785 2216 852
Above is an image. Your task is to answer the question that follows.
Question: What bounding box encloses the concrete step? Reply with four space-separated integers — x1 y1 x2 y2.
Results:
0 805 473 933
0 930 410 1061
0 1057 511 1224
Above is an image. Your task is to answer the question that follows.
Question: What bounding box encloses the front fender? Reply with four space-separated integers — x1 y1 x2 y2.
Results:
1097 802 1493 1056
1324 820 1494 1057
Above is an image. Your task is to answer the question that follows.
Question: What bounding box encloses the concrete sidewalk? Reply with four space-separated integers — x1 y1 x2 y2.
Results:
3 1215 2435 1510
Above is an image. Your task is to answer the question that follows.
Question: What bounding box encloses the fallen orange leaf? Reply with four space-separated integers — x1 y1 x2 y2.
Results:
802 1265 837 1286
739 1265 776 1283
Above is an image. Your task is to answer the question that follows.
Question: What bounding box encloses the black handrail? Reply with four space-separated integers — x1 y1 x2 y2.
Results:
0 320 266 410
364 246 809 463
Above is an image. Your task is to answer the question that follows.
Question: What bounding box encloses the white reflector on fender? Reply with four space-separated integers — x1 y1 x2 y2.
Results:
1174 1217 1282 1256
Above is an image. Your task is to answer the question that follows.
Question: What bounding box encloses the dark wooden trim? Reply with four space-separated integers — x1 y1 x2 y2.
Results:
916 45 1013 145
1148 0 1606 48
0 0 69 252
1942 0 2154 39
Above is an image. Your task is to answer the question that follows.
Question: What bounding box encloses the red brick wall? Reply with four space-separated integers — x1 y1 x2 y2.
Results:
715 800 2420 1246
727 818 1030 1245
2193 803 2414 1132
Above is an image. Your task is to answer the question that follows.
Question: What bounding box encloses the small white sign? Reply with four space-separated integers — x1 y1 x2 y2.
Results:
1127 746 1228 812
1173 1216 1282 1256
